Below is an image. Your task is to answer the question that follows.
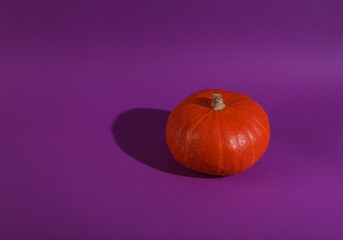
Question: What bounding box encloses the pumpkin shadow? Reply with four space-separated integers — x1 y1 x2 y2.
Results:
112 108 217 178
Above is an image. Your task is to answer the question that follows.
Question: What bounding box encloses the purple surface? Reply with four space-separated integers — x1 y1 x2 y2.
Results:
1 1 343 239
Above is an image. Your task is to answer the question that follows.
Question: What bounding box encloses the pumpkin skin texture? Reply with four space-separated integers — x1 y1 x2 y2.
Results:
166 89 270 176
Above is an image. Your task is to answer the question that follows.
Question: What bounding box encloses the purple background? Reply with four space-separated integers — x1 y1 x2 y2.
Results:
1 1 343 239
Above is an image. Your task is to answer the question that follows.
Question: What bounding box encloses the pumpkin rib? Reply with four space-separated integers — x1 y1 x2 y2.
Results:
226 103 249 107
248 117 270 142
183 109 214 168
234 103 267 119
223 91 235 102
222 109 260 173
245 120 267 160
217 112 224 175
233 127 244 173
221 110 242 174
245 128 256 166
225 102 256 107
225 106 269 142
222 108 235 122
227 96 262 108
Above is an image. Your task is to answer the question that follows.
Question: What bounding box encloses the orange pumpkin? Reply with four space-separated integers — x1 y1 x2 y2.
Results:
166 89 270 176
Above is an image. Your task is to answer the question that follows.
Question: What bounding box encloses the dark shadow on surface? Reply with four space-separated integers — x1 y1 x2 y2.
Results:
112 108 216 178
191 97 212 108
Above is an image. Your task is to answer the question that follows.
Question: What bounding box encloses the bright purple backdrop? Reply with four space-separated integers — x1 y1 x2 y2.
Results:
1 1 343 239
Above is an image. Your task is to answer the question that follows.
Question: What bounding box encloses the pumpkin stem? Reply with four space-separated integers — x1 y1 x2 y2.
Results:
211 94 226 111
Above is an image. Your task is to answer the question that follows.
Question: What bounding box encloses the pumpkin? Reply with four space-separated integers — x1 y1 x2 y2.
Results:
166 89 270 176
